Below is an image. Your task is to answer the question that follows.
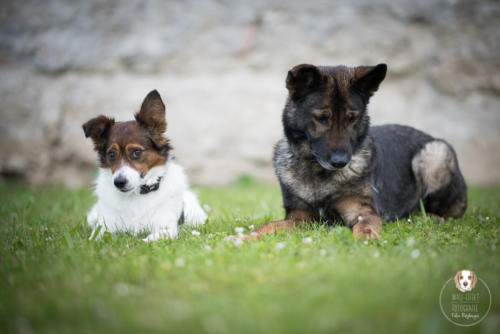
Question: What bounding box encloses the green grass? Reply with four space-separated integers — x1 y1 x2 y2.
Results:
0 178 499 334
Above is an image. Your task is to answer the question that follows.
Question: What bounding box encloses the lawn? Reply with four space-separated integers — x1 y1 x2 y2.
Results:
0 177 499 334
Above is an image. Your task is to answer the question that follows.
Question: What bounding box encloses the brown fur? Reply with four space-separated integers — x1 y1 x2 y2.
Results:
246 209 315 240
82 90 171 176
332 196 382 239
454 270 477 291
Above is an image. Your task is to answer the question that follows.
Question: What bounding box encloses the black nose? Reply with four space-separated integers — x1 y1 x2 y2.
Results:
114 176 127 189
463 281 468 286
330 153 350 168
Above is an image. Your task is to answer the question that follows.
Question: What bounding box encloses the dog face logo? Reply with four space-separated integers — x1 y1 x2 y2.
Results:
454 270 477 292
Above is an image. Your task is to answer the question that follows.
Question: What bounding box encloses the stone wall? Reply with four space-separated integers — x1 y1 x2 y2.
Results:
1 0 499 186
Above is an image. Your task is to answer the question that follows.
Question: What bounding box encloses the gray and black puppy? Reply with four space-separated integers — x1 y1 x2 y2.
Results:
250 63 467 239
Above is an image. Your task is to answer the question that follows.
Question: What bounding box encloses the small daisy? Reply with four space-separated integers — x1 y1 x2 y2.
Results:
302 237 313 244
407 237 415 247
363 240 368 245
275 242 286 250
248 225 254 230
233 238 243 247
235 227 244 234
192 230 200 236
411 249 420 259
357 215 363 222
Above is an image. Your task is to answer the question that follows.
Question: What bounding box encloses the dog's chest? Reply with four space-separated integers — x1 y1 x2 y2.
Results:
275 146 370 206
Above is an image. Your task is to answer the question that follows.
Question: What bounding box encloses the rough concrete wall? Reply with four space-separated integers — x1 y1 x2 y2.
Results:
1 0 499 186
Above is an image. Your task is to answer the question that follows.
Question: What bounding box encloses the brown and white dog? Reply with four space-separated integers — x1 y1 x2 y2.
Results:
83 90 207 242
454 270 477 292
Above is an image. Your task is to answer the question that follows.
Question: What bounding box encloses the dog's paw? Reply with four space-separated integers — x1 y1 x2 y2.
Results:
353 223 381 239
224 232 259 243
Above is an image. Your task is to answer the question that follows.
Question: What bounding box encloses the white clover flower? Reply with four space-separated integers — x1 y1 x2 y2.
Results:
233 238 243 246
191 230 200 236
275 242 286 250
204 245 212 251
235 227 244 234
407 237 415 247
248 225 254 230
175 258 186 267
383 240 388 244
357 215 363 222
302 237 313 244
411 249 420 259
363 240 369 245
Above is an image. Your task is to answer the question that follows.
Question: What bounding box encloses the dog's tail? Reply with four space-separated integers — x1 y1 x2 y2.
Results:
182 190 207 226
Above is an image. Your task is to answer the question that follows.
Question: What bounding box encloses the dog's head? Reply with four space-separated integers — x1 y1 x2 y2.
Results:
454 270 477 292
82 90 171 194
283 63 387 170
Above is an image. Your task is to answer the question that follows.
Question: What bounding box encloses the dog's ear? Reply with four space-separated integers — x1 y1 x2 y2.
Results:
135 90 170 155
135 90 167 135
353 63 387 100
286 64 325 100
471 271 477 289
454 271 461 288
82 115 115 154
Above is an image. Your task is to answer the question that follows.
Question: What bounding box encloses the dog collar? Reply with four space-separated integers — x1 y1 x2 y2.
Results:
140 177 162 195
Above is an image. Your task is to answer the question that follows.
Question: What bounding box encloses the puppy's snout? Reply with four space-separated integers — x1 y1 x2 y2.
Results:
463 281 468 287
330 153 350 168
114 175 128 190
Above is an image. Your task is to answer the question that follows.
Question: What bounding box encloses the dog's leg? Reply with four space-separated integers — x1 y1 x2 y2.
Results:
244 209 315 240
412 140 467 219
182 190 207 226
333 196 382 239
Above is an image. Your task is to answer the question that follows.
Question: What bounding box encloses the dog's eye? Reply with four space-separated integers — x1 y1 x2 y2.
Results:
107 151 117 161
314 114 329 125
460 276 463 280
346 113 357 123
131 149 143 160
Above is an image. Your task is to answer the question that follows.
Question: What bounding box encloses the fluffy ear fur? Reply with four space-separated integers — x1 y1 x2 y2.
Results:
286 64 325 100
471 271 477 289
353 63 387 100
454 271 461 289
82 115 115 155
135 90 170 154
135 90 167 134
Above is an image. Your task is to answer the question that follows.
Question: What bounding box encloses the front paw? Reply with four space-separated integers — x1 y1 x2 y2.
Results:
142 229 177 243
224 232 259 243
352 222 381 239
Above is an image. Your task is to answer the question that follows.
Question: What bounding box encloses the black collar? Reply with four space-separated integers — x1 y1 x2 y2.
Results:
140 177 162 195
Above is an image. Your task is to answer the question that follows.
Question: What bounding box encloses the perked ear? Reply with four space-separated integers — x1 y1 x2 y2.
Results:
82 115 115 154
135 90 167 135
353 63 387 99
286 64 325 99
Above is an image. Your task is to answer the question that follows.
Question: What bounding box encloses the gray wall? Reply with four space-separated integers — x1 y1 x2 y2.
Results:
1 0 499 186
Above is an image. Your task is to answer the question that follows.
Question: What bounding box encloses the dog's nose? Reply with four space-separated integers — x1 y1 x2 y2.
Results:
330 153 350 168
463 281 468 286
114 176 127 189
